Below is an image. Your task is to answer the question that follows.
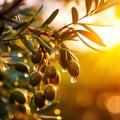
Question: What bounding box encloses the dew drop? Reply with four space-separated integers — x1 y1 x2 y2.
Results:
70 77 77 83
46 100 52 106
24 73 29 78
62 69 67 73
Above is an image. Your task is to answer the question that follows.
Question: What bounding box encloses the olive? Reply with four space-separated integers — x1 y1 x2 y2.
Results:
11 89 26 104
14 62 30 73
45 65 57 79
34 91 45 108
49 71 61 85
31 49 43 64
29 71 42 86
68 60 80 77
44 84 55 101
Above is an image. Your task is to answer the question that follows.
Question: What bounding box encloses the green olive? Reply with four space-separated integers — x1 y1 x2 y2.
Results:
31 49 43 64
44 84 55 101
29 71 42 86
68 60 80 77
45 65 57 79
34 91 45 108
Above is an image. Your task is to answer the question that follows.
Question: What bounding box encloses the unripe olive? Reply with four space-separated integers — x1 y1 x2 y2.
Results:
34 91 45 108
11 90 26 104
14 62 30 73
59 49 69 69
29 71 41 86
45 65 57 79
49 71 61 85
44 84 55 101
31 49 43 64
68 60 79 77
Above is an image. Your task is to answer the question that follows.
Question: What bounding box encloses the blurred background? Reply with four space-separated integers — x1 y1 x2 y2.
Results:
1 0 120 120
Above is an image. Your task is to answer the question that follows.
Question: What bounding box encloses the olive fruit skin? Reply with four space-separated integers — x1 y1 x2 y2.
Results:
44 84 55 101
68 60 79 77
41 74 49 85
45 65 57 79
31 49 43 64
29 71 41 86
14 62 30 73
49 71 61 85
11 90 26 104
34 91 45 108
59 49 69 69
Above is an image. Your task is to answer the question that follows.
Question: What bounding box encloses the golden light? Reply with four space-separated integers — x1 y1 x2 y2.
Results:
54 109 61 115
106 95 120 114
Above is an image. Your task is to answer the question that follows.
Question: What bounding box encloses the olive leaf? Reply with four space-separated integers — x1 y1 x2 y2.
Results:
19 34 34 53
71 7 78 24
77 33 104 52
95 0 99 8
93 0 120 14
34 34 52 51
85 0 93 14
41 9 59 28
79 24 106 46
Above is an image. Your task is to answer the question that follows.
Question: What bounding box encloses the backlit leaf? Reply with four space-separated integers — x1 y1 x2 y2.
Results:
41 9 59 28
85 0 93 14
71 7 78 24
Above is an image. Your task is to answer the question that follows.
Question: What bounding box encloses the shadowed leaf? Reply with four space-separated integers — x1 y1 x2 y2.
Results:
71 7 78 24
19 34 34 52
41 9 59 28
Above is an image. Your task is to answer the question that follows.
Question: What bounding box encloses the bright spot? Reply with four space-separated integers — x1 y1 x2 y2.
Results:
14 81 19 86
2 66 8 71
0 81 3 87
54 86 57 91
18 52 23 58
106 95 120 114
8 114 14 119
76 91 92 107
54 109 61 115
25 104 31 113
57 116 62 120
70 77 77 83
24 73 29 78
0 0 5 6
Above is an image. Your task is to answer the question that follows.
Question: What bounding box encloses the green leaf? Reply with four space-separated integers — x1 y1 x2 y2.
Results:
80 24 106 46
94 0 120 14
34 34 52 51
71 7 78 24
37 101 59 114
85 0 93 14
41 9 59 28
19 34 34 53
34 5 44 17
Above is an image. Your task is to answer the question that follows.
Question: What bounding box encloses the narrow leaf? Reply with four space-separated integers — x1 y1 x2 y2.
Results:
77 33 104 52
34 35 52 50
19 34 34 52
80 24 106 46
41 9 59 28
95 0 99 8
76 29 106 47
94 0 120 14
85 0 93 14
34 5 44 17
71 7 78 24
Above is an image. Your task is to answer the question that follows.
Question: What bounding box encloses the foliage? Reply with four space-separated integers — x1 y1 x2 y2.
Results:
0 0 120 119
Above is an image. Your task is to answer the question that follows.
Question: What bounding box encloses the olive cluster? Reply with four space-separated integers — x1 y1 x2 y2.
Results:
29 48 60 108
59 48 80 78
